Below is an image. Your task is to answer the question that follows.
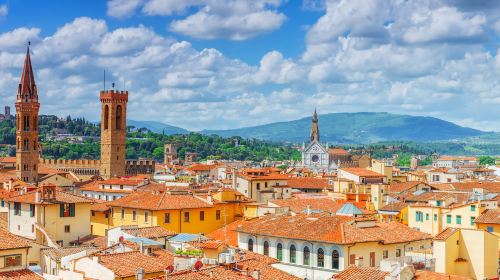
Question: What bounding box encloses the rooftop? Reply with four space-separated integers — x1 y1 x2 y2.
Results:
0 229 31 250
107 191 212 210
340 168 385 178
6 189 93 205
97 250 173 278
475 208 500 225
286 177 331 190
123 226 176 239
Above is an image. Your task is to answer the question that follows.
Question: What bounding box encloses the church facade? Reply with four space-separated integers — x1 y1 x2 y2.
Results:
301 110 338 173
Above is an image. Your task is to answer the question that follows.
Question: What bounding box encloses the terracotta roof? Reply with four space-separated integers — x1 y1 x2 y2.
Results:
378 202 408 212
0 269 44 280
269 198 372 214
434 228 460 240
6 189 93 205
431 182 500 193
70 235 107 249
334 265 389 280
437 156 477 161
0 157 16 163
187 164 217 172
286 177 330 190
0 229 31 250
98 250 173 278
123 226 176 239
189 240 224 249
168 251 299 280
37 165 67 175
207 220 251 247
414 270 469 279
340 168 385 177
107 191 212 210
405 191 471 206
91 201 110 212
101 177 146 185
328 148 351 156
389 181 430 193
475 208 500 224
42 246 98 260
237 213 430 245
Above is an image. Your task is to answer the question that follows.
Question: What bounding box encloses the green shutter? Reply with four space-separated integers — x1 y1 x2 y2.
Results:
69 204 75 217
60 204 64 217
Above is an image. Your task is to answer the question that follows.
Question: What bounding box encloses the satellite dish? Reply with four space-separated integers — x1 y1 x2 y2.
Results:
194 260 203 271
165 265 174 274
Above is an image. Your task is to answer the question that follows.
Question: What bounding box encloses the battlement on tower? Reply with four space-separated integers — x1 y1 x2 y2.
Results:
99 90 128 102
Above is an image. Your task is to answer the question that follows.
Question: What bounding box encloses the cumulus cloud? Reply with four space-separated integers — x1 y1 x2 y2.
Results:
107 0 286 40
0 4 7 19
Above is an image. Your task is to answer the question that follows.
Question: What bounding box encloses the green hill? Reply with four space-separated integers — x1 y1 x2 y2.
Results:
201 112 488 144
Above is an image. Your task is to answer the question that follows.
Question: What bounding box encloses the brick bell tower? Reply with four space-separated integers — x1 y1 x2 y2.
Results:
16 45 40 183
100 89 128 179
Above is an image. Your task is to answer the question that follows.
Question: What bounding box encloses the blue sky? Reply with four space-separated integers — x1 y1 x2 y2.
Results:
0 0 499 132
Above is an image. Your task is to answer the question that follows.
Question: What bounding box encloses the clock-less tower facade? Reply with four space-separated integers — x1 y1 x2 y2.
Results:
301 109 330 172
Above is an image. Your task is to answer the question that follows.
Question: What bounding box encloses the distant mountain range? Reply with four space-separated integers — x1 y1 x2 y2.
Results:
127 120 189 135
130 112 490 144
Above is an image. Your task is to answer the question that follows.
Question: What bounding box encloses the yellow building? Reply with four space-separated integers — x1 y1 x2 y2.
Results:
105 190 241 234
6 185 93 249
378 202 408 225
0 228 42 279
406 191 484 236
475 208 500 249
90 202 113 236
434 228 498 279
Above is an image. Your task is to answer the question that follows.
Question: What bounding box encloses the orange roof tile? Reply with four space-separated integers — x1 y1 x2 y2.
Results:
378 202 408 212
187 164 217 172
475 208 500 225
207 220 251 247
389 181 430 193
0 157 16 163
286 177 331 190
414 270 469 279
123 226 176 239
189 240 224 249
0 269 44 280
6 189 93 205
100 177 145 186
340 168 385 177
107 191 212 210
434 228 460 240
0 229 31 250
270 198 372 214
334 265 389 280
98 250 173 278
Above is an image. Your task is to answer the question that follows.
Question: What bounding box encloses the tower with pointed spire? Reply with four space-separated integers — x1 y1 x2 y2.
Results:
310 108 319 142
15 44 40 183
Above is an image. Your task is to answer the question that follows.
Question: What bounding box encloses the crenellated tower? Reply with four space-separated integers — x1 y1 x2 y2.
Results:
16 45 40 183
100 90 128 179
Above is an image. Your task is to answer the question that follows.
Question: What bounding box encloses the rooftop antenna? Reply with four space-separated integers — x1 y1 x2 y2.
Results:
112 82 115 89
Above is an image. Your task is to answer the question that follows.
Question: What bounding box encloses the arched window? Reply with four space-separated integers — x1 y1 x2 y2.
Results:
332 250 339 269
103 105 109 130
303 246 310 265
248 239 253 252
317 248 325 267
276 243 283 261
116 105 122 130
290 245 296 263
263 241 269 256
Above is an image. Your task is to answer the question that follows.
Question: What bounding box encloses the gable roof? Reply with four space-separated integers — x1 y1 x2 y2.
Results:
475 208 500 225
107 191 212 210
207 219 251 247
340 168 385 177
389 181 430 193
0 229 31 250
0 269 44 280
97 250 173 278
334 265 389 280
123 226 176 239
286 177 330 190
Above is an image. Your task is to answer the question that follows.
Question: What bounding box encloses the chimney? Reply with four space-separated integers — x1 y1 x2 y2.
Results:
252 269 261 280
135 268 145 280
139 241 144 254
209 271 214 278
35 190 41 203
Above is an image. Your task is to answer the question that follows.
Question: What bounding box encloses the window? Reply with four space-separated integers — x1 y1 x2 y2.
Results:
145 211 149 222
317 248 324 267
64 225 70 233
303 246 310 265
216 210 221 220
1 200 4 208
29 204 35 217
121 208 125 219
383 250 388 259
416 211 423 222
396 248 401 257
470 205 476 212
487 226 494 233
276 243 283 261
3 255 22 268
200 211 205 221
132 211 137 221
105 213 109 219
290 245 297 264
116 105 122 130
91 211 95 217
332 250 339 269
425 213 429 220
120 185 124 190
13 202 21 216
256 183 260 190
103 105 109 130
184 212 190 222
446 214 452 224
164 213 170 224
456 215 462 225
248 239 253 252
60 203 75 217
470 217 475 226
263 241 269 256
370 252 375 267
434 214 437 221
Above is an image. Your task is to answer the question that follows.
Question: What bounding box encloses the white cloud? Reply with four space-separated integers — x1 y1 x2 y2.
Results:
0 28 41 51
107 0 143 18
0 4 7 18
142 0 202 16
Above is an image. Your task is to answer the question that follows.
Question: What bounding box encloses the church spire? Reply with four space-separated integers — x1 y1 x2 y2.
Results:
18 43 38 101
310 108 319 142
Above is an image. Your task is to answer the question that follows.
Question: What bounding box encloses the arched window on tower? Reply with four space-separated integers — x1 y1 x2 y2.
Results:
103 105 109 130
116 105 122 130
